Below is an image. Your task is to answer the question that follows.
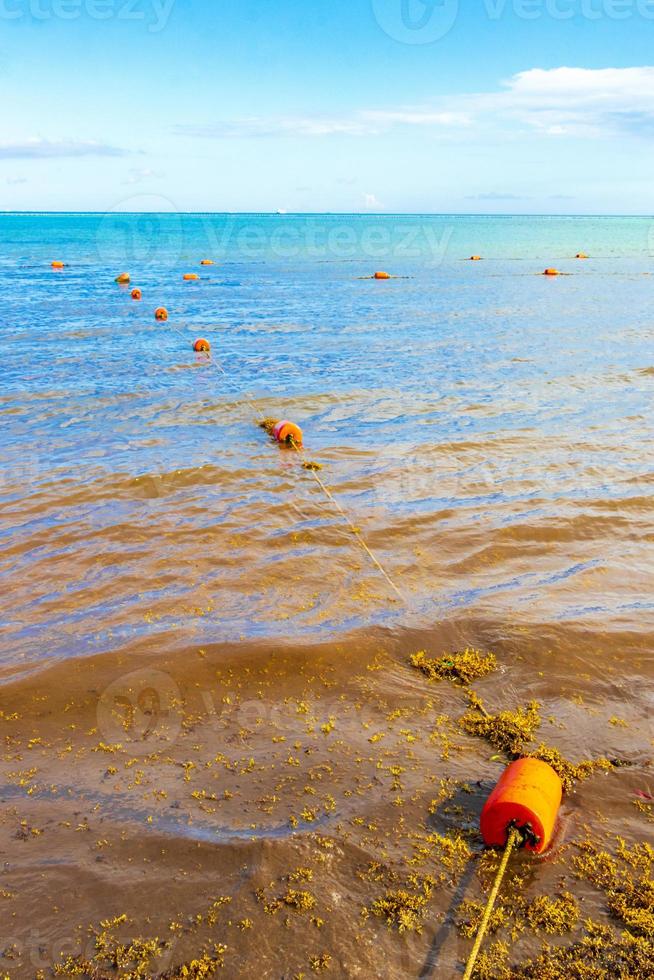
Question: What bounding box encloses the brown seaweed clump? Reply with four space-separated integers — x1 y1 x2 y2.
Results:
459 697 541 755
527 744 612 793
524 892 580 934
504 923 652 980
410 648 497 685
455 899 508 939
258 417 278 436
573 838 654 938
366 889 429 934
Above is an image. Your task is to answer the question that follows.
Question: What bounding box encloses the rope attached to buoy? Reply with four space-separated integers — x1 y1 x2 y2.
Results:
462 826 522 980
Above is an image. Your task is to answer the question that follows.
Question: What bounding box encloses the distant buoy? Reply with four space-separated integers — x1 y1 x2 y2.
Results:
154 307 169 322
115 272 131 284
543 268 560 276
470 256 482 261
193 338 210 352
183 273 199 281
131 288 142 301
200 260 214 266
51 261 65 269
272 420 303 446
480 758 562 854
374 271 391 280
576 252 588 259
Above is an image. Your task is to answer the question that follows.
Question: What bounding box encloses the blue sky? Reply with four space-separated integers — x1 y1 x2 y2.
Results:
2 0 654 212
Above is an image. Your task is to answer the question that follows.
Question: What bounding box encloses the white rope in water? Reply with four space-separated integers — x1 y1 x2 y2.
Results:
167 316 405 603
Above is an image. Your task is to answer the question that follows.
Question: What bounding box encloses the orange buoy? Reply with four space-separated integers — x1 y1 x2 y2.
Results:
543 268 560 276
373 271 390 280
183 273 199 281
470 255 482 261
193 338 210 352
115 272 131 284
200 259 214 266
131 288 142 301
51 260 65 269
480 758 562 854
154 307 169 322
272 420 303 446
576 252 588 259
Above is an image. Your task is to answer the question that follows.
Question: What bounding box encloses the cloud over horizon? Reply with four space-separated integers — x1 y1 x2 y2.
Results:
0 139 128 160
174 66 654 143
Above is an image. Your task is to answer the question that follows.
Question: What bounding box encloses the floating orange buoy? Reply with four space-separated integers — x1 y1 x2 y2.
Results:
272 420 303 446
154 307 168 322
115 272 131 284
543 268 560 276
480 758 562 854
200 259 214 266
576 252 588 259
183 273 199 281
374 271 391 280
193 338 210 352
470 255 482 261
51 261 65 269
131 288 142 301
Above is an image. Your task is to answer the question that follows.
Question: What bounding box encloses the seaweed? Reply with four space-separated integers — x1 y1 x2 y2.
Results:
410 648 497 685
366 889 429 933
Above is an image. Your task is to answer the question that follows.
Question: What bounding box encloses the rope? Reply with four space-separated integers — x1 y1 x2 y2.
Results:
178 324 404 602
289 438 405 601
461 827 521 980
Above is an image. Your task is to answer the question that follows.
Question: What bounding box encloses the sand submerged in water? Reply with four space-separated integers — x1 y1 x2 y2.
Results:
0 622 651 978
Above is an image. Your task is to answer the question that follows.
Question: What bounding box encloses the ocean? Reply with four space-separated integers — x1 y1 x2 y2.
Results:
0 212 652 978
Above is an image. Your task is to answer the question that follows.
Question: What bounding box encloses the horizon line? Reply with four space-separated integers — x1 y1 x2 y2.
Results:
1 210 654 219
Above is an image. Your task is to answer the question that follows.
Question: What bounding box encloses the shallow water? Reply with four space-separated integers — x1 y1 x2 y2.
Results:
0 214 652 978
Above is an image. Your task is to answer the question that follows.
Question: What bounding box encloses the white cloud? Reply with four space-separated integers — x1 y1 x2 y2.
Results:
176 109 471 140
0 139 127 159
175 67 654 143
123 167 164 185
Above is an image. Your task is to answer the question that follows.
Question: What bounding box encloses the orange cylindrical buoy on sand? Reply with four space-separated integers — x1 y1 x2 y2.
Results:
115 272 131 284
193 338 210 352
131 288 142 301
183 273 200 281
272 420 303 446
543 268 560 276
481 758 562 854
374 271 390 280
154 307 169 322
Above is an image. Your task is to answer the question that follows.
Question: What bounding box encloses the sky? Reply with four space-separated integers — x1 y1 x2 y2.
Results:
1 0 654 213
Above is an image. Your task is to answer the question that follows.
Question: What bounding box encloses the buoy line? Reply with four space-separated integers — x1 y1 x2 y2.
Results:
108 267 571 979
160 309 406 603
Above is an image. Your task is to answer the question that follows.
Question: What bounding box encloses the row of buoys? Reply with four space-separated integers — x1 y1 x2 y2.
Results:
468 253 589 262
103 258 568 977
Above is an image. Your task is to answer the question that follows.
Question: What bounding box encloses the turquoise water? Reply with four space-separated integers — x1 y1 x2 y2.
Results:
1 213 653 673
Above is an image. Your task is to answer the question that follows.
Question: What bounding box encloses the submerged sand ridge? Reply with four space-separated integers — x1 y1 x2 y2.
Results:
0 621 651 977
